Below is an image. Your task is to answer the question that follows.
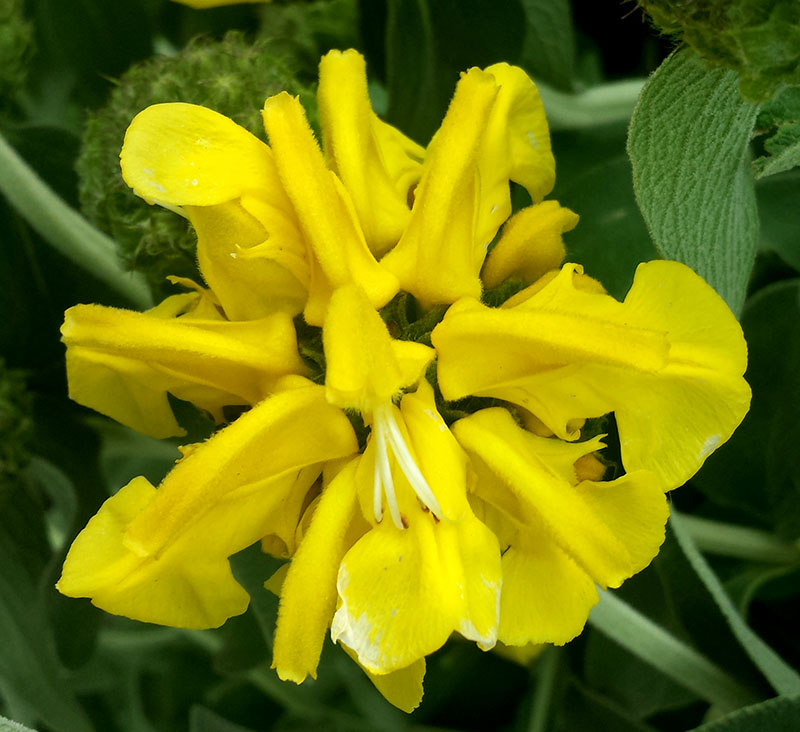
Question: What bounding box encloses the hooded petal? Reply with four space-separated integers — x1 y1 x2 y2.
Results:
323 284 433 412
57 378 358 628
120 102 309 320
380 68 497 307
262 92 398 325
121 102 277 207
481 63 555 205
62 303 306 438
318 49 424 256
453 407 668 590
381 63 555 307
330 506 501 674
434 261 750 489
188 200 307 320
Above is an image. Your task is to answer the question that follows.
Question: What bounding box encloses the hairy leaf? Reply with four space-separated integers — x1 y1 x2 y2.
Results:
628 49 760 314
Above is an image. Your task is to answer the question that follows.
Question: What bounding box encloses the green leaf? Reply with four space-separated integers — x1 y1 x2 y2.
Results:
0 132 151 308
723 565 800 621
553 682 658 732
675 511 800 564
670 512 800 696
689 695 800 732
27 0 152 108
641 527 773 694
628 48 760 314
0 715 39 732
588 589 758 712
537 79 644 131
0 0 33 105
756 170 800 272
519 0 575 91
90 418 179 492
526 646 559 732
189 706 255 732
753 87 800 179
0 502 93 732
229 544 282 652
552 123 657 299
584 628 697 719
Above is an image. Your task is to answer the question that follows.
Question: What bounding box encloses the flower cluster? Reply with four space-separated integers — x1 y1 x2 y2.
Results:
57 49 750 711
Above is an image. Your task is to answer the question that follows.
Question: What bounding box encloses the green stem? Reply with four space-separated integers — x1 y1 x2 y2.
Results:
0 131 151 308
589 590 759 713
670 512 800 696
675 511 800 564
536 79 645 129
527 646 559 732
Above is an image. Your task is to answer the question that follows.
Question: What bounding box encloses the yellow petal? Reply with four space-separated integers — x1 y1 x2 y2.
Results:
239 192 310 286
492 642 545 666
62 303 306 438
481 201 578 289
162 278 226 320
482 63 555 205
262 92 398 325
273 459 365 683
434 261 750 489
323 284 433 412
318 49 424 256
341 644 426 713
499 534 599 646
399 380 470 521
145 290 207 320
473 496 598 647
434 264 670 408
58 380 358 628
188 200 307 320
613 260 751 486
56 476 252 627
380 68 498 307
259 464 321 558
331 508 501 674
264 564 289 595
453 407 668 589
121 102 276 206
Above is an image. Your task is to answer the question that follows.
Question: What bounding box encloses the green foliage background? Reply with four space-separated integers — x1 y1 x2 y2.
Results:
1 1 799 731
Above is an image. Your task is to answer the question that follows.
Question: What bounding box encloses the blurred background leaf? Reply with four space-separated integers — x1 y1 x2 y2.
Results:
692 279 800 537
752 87 800 179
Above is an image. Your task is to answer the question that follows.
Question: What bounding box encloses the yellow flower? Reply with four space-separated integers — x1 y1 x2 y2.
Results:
57 48 750 712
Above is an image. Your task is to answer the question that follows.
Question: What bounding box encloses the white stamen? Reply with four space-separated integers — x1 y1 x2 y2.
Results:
372 441 383 524
372 415 402 528
371 403 444 526
149 199 189 219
